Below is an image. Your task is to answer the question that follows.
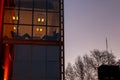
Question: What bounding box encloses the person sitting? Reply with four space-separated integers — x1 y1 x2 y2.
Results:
52 31 60 40
11 31 19 39
11 31 31 39
22 33 31 39
42 31 60 40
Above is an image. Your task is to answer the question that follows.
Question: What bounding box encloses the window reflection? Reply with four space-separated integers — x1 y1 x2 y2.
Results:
19 11 32 24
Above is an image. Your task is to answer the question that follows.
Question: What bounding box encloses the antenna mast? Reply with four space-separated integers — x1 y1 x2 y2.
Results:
106 37 108 51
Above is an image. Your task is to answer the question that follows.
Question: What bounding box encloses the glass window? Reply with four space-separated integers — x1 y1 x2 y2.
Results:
48 13 59 26
18 25 32 39
4 9 18 24
42 27 60 41
20 0 33 10
47 0 60 12
3 24 17 39
4 0 16 8
34 0 46 11
47 27 59 36
19 11 32 24
33 26 46 40
14 0 20 8
34 12 46 25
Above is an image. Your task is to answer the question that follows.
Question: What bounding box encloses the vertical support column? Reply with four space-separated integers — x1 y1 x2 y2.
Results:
0 0 4 42
60 0 65 80
0 1 5 79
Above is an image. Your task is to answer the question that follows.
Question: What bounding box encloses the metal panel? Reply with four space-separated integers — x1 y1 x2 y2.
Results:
12 45 31 80
12 45 60 80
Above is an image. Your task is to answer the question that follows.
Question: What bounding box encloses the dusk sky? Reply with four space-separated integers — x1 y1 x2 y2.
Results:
64 0 120 66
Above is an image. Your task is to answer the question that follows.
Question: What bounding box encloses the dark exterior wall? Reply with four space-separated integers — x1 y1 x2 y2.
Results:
12 45 60 80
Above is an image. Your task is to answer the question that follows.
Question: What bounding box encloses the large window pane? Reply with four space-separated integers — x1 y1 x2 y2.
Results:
4 9 18 24
34 12 46 25
47 0 60 12
42 27 59 40
33 26 46 40
4 0 16 8
48 13 59 26
18 25 32 39
14 0 20 8
3 24 17 39
34 0 46 11
19 11 32 24
47 27 59 36
20 0 33 9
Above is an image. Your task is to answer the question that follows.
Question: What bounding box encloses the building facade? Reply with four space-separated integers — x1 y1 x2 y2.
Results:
0 0 64 80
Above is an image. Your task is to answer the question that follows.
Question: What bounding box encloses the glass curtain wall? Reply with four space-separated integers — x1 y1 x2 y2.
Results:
3 0 60 41
2 0 62 80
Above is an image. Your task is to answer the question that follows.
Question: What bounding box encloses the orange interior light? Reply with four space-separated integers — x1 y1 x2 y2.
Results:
41 18 44 22
40 28 43 32
37 18 41 22
36 28 39 31
12 16 16 20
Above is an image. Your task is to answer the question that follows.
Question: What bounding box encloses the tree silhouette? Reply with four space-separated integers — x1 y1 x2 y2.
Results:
65 49 118 80
73 56 85 80
65 63 75 80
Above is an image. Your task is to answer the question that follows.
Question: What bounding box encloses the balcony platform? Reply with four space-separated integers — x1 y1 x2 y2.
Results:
3 39 62 46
